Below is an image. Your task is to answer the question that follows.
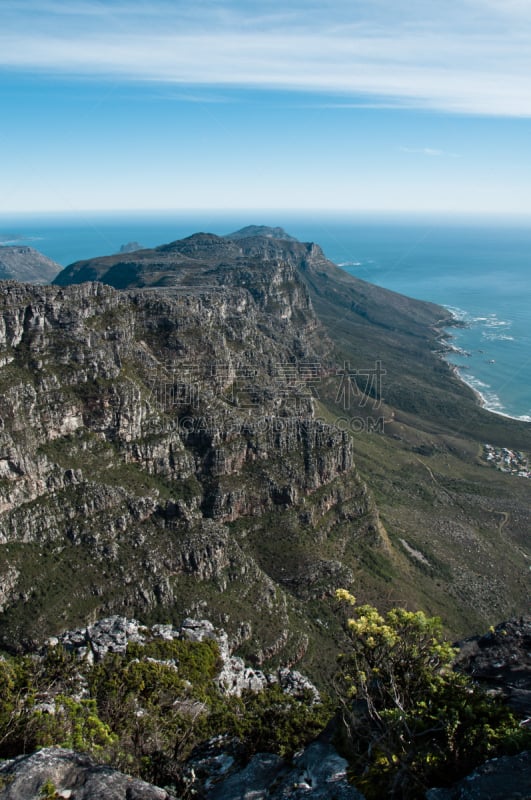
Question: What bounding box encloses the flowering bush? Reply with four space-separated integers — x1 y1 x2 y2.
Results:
335 590 529 799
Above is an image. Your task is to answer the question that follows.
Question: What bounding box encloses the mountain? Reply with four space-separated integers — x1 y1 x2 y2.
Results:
53 227 531 444
224 224 299 241
0 228 528 678
0 246 61 283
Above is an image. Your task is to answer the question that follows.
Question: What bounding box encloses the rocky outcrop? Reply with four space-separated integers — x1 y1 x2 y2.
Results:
119 241 144 253
224 225 299 242
183 736 364 799
426 751 531 800
454 616 531 717
48 615 320 700
0 740 365 800
0 748 173 800
48 615 148 663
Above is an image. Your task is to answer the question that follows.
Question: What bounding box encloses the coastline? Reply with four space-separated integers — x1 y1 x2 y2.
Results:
441 308 531 424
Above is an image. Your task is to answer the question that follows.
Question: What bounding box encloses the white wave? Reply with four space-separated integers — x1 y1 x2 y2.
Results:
450 310 514 330
0 235 41 245
466 376 490 390
446 344 471 355
484 319 511 328
452 368 530 422
451 368 501 408
444 305 472 322
481 332 515 341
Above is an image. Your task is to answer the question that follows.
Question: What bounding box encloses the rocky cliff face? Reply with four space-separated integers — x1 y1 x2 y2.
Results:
0 267 379 665
1 227 530 672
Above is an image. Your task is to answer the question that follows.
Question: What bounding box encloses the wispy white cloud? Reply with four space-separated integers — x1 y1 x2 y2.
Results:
399 147 461 157
400 147 444 157
152 89 238 104
1 1 531 116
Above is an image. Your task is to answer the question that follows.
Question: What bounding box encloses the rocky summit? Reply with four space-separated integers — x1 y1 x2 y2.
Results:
0 227 528 681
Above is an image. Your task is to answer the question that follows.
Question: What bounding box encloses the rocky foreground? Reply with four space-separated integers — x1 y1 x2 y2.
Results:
2 746 530 800
0 614 529 799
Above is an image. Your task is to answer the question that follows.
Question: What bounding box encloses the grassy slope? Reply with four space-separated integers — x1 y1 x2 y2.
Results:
302 260 530 638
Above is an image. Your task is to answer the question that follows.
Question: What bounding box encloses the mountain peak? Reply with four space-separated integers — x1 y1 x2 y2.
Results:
225 225 299 242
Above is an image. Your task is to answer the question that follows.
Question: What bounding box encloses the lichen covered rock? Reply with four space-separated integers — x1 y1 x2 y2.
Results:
0 747 172 800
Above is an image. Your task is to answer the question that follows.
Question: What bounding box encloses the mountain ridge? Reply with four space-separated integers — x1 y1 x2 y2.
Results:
0 245 61 284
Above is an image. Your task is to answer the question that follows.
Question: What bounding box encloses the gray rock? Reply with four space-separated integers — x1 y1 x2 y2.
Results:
425 751 531 799
201 738 364 799
277 667 321 703
0 747 173 799
183 731 364 800
274 739 364 799
217 653 269 695
85 616 147 659
180 735 246 794
179 617 217 644
207 752 286 800
454 617 531 717
54 615 147 663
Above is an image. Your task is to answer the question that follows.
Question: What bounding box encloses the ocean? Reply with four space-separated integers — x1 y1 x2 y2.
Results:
1 210 530 422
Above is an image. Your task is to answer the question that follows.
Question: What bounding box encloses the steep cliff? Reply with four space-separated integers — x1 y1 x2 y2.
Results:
0 266 378 669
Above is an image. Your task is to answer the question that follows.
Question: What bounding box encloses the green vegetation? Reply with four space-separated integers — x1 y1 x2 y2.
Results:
39 780 59 800
334 590 530 799
0 599 528 797
0 638 329 791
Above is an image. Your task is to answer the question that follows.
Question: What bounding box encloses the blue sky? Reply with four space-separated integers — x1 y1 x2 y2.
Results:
2 0 531 214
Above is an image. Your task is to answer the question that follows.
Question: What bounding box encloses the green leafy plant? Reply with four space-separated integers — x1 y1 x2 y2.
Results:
34 696 117 755
206 685 331 760
39 779 58 799
334 589 530 799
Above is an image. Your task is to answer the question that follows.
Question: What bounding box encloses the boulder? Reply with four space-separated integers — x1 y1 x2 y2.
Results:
454 616 531 717
183 735 364 799
0 747 173 799
425 750 531 799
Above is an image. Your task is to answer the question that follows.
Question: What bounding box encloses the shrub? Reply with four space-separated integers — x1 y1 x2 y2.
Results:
334 589 530 799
